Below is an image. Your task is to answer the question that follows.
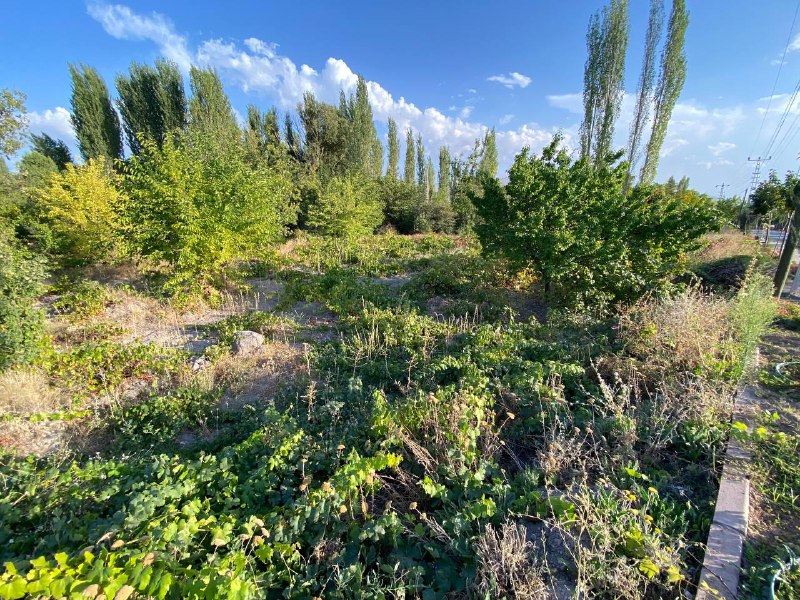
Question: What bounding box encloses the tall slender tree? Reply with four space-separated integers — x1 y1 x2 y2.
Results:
641 0 688 184
426 157 435 201
345 76 379 176
416 133 426 188
188 67 240 148
69 64 122 161
438 146 450 199
31 133 72 170
580 0 630 162
479 128 498 177
625 0 664 191
285 113 299 159
387 118 399 180
116 59 186 155
404 127 415 185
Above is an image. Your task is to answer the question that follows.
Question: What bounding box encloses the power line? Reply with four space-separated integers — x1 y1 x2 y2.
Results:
762 76 800 158
715 182 728 199
751 0 800 156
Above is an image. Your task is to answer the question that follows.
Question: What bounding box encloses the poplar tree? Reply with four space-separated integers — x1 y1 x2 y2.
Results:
580 0 630 162
479 128 498 177
369 138 383 178
188 67 240 148
345 76 378 176
641 0 688 184
426 157 435 201
416 133 425 188
31 133 72 170
438 146 450 199
625 0 663 191
69 64 122 161
285 113 299 159
116 60 186 154
387 118 399 180
404 127 415 185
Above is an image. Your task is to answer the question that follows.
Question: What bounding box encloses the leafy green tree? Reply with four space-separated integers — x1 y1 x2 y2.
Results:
438 146 450 200
404 127 415 185
450 140 482 232
387 118 399 180
750 171 795 219
416 133 425 188
285 113 299 159
344 76 379 176
0 227 47 370
31 133 72 170
123 134 297 292
473 136 718 302
641 0 688 183
478 128 498 177
18 151 57 191
425 157 435 201
380 177 422 233
116 59 187 154
625 0 663 190
369 138 383 179
69 64 122 160
245 105 285 166
299 92 349 177
0 89 27 158
37 156 122 264
307 174 382 238
188 67 241 150
580 0 629 162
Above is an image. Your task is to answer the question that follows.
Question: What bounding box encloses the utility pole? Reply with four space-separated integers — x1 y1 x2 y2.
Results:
739 155 772 231
715 182 728 199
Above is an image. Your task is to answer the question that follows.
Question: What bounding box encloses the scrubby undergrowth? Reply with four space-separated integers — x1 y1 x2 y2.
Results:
0 233 778 600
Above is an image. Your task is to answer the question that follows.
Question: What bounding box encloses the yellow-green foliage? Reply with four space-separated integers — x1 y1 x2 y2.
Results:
122 134 298 292
36 156 122 264
307 174 382 238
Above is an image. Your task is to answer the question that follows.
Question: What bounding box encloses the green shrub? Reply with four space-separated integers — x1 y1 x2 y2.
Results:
52 279 108 321
0 231 48 370
199 310 293 346
728 270 777 379
123 134 298 294
306 174 382 238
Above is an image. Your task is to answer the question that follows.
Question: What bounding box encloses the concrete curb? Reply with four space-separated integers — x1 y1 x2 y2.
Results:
695 385 758 600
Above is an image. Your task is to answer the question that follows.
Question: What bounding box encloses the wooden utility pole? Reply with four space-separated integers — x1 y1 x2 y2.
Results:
774 183 800 296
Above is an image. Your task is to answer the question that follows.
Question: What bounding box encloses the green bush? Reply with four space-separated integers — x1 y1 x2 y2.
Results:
473 136 720 304
122 134 298 294
306 174 382 238
52 279 108 321
0 231 48 370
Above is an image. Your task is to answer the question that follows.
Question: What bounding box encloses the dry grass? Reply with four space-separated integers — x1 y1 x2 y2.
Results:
190 341 307 410
0 368 65 415
617 286 730 376
474 521 548 599
692 232 760 265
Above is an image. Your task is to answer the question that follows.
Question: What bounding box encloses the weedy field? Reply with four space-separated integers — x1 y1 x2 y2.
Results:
0 231 782 599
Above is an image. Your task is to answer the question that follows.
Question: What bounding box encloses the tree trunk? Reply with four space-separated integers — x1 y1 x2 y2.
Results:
774 209 800 297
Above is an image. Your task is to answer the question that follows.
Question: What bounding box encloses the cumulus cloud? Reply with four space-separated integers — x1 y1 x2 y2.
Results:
487 72 532 89
28 107 75 144
499 114 515 125
87 2 192 71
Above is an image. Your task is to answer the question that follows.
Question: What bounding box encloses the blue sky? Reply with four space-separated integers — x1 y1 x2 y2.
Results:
3 0 800 196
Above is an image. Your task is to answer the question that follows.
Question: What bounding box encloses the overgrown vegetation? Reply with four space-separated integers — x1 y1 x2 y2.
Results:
0 4 792 597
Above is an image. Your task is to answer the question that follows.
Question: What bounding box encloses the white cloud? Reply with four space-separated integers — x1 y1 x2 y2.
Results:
459 106 474 119
708 141 736 156
487 72 531 89
499 114 515 125
87 3 192 71
546 93 583 114
789 32 800 52
28 107 75 144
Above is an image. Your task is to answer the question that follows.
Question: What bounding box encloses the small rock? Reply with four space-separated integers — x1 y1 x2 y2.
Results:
231 330 265 355
190 356 211 371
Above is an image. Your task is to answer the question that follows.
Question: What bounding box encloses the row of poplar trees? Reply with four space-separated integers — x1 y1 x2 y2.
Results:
62 59 499 235
580 0 688 189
